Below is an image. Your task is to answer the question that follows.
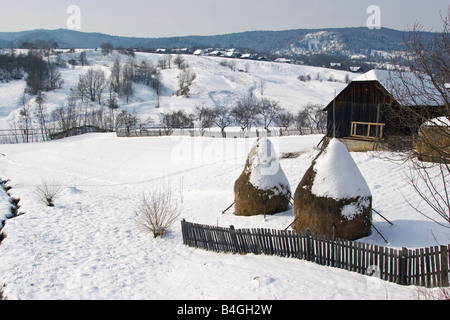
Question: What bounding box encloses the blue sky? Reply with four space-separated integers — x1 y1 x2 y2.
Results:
0 0 448 37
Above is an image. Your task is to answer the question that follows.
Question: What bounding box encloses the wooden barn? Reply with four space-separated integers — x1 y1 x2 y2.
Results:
323 69 444 151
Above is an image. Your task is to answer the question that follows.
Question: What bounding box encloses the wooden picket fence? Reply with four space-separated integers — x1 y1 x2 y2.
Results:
181 220 450 288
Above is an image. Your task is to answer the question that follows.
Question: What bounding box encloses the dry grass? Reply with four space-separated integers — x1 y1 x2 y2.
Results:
234 141 291 217
234 173 291 217
416 286 450 300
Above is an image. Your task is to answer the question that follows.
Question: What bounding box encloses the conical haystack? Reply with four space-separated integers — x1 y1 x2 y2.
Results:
234 137 291 216
292 139 372 240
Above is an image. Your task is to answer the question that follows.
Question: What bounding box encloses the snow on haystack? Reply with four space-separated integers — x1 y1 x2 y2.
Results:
312 138 372 202
234 137 291 216
292 139 373 240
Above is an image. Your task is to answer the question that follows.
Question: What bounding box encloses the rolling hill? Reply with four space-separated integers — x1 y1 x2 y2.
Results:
0 27 434 60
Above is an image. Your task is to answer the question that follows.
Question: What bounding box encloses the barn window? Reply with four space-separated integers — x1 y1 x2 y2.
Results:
351 122 386 140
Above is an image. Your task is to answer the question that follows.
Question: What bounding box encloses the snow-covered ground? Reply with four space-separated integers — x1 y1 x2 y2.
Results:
0 133 448 300
0 51 448 300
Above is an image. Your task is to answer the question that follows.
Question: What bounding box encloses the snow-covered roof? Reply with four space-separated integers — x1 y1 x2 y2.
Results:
353 69 446 107
353 69 389 83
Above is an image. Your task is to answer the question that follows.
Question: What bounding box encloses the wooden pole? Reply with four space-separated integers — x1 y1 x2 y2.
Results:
333 90 336 138
372 208 393 226
222 202 234 214
371 222 389 244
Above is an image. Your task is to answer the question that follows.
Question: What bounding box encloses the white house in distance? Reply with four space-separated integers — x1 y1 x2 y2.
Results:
193 49 204 56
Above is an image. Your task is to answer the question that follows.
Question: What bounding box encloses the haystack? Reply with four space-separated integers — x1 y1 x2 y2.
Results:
416 117 450 164
234 137 291 217
292 139 372 241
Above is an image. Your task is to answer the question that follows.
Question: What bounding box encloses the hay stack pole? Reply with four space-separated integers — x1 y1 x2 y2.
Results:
292 139 373 241
234 137 291 217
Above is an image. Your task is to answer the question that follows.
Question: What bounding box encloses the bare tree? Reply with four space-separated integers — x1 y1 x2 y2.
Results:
194 105 216 133
259 80 266 96
177 67 196 97
388 11 450 227
78 51 88 66
293 109 311 134
231 95 259 132
135 183 182 238
213 106 233 138
77 68 107 104
46 63 64 91
116 109 138 134
257 98 282 132
157 57 167 70
34 92 48 141
18 94 33 143
304 104 327 131
121 62 134 103
111 57 122 95
276 109 294 131
166 53 173 69
160 110 193 131
153 68 163 108
52 93 78 133
174 54 185 69
100 42 114 56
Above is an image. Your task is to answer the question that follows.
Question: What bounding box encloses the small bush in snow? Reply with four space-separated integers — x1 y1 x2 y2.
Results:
135 184 182 239
35 180 64 207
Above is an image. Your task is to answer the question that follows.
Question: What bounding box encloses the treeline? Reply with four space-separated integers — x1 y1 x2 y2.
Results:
2 49 325 144
292 53 373 72
75 55 164 108
0 49 63 94
155 96 326 138
6 51 167 143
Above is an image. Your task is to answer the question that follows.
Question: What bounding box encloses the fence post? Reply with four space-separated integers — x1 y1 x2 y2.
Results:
306 229 314 262
441 245 449 287
181 219 187 245
230 225 239 254
398 247 409 286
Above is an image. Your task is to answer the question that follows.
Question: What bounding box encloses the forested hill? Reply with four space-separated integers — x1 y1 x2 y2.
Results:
0 27 435 58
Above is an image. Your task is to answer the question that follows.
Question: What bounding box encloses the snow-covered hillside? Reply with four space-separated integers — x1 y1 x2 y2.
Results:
0 50 354 130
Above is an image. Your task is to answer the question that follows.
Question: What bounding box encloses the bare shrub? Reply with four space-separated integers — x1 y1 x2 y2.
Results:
416 286 450 300
35 180 64 207
135 184 182 238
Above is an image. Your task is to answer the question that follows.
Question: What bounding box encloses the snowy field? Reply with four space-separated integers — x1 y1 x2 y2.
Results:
0 133 448 300
0 51 448 300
